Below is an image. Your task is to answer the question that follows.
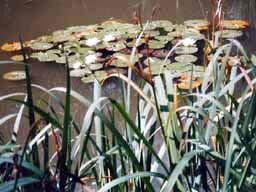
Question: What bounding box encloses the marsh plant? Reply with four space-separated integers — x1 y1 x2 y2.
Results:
0 24 256 192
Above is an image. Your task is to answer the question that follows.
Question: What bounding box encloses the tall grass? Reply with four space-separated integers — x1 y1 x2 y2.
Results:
1 27 256 192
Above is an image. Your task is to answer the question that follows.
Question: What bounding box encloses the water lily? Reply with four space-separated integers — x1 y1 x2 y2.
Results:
84 54 98 64
72 61 82 69
103 34 116 42
182 38 196 47
85 37 100 47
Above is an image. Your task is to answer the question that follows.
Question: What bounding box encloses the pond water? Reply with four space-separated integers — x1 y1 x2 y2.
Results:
0 0 256 142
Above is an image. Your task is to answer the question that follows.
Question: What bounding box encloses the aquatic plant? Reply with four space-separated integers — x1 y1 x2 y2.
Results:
1 25 256 192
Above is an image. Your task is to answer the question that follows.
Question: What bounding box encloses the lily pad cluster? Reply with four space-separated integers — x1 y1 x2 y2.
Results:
0 19 248 86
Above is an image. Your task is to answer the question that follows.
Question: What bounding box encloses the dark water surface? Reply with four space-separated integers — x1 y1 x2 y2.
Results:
0 0 255 141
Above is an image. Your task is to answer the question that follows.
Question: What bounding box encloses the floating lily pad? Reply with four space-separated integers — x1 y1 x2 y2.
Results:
168 31 182 38
70 68 92 77
154 35 174 42
52 30 75 43
3 71 26 81
126 39 144 48
148 20 173 30
111 53 140 68
148 40 166 49
1 42 22 52
184 19 209 30
55 54 80 64
81 70 108 83
105 42 126 51
30 52 59 62
181 29 205 40
10 54 29 61
87 63 103 71
175 54 198 63
222 20 249 29
46 49 61 55
219 30 243 39
144 30 161 38
35 35 53 43
166 62 192 72
143 57 171 66
175 46 198 55
66 25 90 33
30 42 54 51
143 63 169 75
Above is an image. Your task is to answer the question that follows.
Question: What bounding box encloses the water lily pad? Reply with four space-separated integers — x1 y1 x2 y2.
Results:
30 42 54 51
31 52 59 62
181 29 205 40
175 54 198 63
46 49 61 55
1 42 22 52
3 71 26 81
166 62 192 72
154 35 174 42
148 20 173 30
81 70 108 83
105 42 126 51
218 30 243 39
83 53 102 64
175 46 198 55
52 30 75 43
222 20 249 29
87 63 103 71
148 40 166 49
168 31 182 38
11 54 29 61
55 54 80 64
143 63 169 75
35 35 53 43
70 68 92 77
144 30 161 38
184 19 209 30
143 57 171 66
126 39 144 48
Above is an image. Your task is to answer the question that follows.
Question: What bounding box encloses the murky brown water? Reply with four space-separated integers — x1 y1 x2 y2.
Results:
0 0 255 142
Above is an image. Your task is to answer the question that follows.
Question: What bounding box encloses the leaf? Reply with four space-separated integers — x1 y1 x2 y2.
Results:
0 177 39 192
98 171 165 192
160 150 203 192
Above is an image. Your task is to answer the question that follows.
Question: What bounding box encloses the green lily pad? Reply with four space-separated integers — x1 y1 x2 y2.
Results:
87 63 104 71
184 19 209 30
30 52 59 62
143 63 169 75
143 57 171 66
148 40 166 49
218 30 243 39
144 30 161 38
81 70 108 83
105 42 126 51
70 68 92 77
46 49 61 55
11 54 29 61
175 54 198 63
30 42 54 51
154 35 174 42
66 25 89 33
181 29 205 40
55 54 80 64
126 39 144 48
175 46 198 54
